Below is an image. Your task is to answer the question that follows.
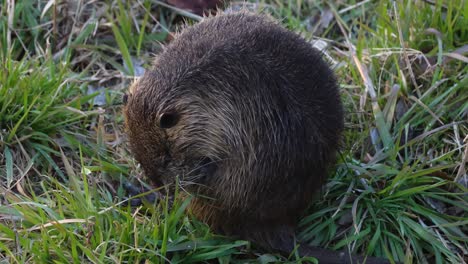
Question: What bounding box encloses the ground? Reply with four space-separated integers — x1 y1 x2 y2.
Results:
0 0 467 263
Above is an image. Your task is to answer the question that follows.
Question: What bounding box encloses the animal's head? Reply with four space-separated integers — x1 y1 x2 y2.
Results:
123 70 232 191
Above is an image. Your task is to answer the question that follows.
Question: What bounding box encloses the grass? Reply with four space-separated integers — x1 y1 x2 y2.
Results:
0 0 467 263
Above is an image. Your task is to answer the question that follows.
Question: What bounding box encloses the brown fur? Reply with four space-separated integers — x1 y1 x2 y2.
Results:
123 12 389 263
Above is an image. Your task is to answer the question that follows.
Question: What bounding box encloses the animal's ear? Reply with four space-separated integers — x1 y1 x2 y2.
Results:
122 93 129 105
159 112 180 129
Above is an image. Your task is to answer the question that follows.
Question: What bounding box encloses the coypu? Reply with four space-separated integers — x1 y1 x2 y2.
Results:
123 12 389 264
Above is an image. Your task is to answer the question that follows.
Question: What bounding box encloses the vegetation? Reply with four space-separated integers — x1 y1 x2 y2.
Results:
0 0 466 263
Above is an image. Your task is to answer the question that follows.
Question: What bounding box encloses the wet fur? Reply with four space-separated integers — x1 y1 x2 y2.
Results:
124 11 346 258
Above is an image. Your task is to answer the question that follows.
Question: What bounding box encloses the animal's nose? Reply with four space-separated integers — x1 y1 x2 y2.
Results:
150 174 164 187
146 165 165 187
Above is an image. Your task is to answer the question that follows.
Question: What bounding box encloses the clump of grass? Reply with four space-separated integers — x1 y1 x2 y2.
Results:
0 1 46 59
300 158 467 262
0 155 250 263
0 54 98 185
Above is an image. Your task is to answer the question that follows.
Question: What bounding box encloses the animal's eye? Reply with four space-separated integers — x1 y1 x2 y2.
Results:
122 93 129 105
159 112 179 129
